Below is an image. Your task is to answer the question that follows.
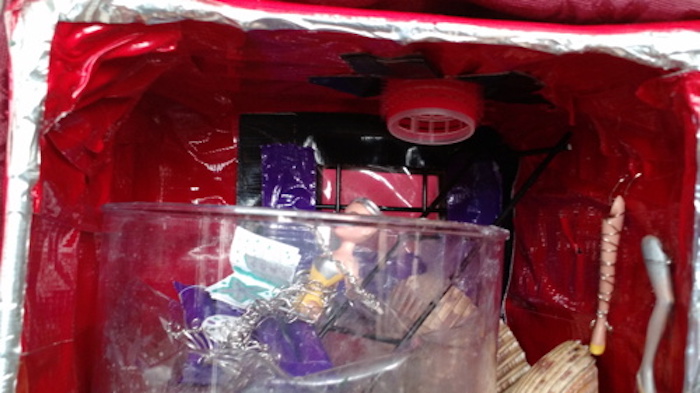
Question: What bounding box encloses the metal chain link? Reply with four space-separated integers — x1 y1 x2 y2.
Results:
331 257 384 316
167 225 385 372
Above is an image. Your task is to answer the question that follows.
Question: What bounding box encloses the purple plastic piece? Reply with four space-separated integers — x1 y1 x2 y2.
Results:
384 251 427 280
175 281 241 322
174 283 333 384
261 144 317 210
174 283 243 386
446 160 502 225
356 247 427 296
256 319 334 376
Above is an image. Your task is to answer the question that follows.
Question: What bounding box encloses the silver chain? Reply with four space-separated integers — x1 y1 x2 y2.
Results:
312 227 384 316
167 279 335 363
331 257 384 316
167 227 385 373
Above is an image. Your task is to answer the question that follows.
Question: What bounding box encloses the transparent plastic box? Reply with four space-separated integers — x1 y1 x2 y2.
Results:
95 202 509 392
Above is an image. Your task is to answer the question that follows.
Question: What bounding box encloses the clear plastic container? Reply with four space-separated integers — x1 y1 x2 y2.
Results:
95 202 509 392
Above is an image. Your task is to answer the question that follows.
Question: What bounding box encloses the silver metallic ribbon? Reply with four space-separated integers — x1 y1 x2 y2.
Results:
0 0 50 391
4 0 700 392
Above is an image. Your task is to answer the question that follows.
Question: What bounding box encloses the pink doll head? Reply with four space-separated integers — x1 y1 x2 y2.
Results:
333 198 382 244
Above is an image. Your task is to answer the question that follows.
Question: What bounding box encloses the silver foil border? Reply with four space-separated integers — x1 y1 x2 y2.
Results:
3 0 700 392
0 0 52 392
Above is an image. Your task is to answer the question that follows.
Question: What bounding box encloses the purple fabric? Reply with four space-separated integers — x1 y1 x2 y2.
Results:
261 144 316 210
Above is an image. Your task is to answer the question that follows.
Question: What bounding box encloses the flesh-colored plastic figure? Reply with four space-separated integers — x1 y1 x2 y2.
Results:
296 198 381 321
590 195 625 356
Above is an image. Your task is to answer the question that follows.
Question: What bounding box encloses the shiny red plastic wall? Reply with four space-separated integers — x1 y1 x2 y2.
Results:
18 16 699 393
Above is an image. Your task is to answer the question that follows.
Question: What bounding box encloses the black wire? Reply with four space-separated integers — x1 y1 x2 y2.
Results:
494 131 571 226
396 133 571 345
323 325 402 346
395 243 480 348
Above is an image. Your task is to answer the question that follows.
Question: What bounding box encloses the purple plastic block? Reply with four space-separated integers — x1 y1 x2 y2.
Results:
446 160 502 225
261 144 317 210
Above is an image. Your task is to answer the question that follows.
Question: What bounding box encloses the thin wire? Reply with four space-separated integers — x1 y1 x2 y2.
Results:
608 172 642 203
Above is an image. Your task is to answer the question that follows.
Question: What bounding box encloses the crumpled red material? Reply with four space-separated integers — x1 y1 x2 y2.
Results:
466 0 700 24
13 8 700 393
276 0 700 24
498 68 698 393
